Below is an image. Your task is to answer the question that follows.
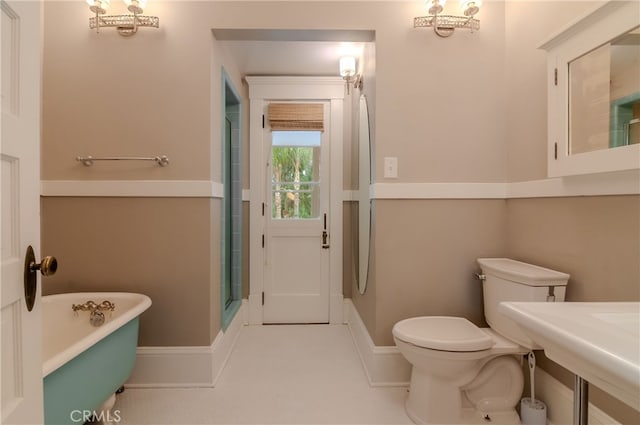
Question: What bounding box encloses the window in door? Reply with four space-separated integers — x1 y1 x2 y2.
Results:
271 131 321 220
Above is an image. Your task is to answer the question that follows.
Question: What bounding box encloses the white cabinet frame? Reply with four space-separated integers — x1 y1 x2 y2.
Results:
541 1 640 177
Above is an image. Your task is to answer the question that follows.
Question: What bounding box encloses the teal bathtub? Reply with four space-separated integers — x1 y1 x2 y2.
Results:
42 293 151 425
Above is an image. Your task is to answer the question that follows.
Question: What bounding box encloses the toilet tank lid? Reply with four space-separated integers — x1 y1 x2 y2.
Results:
477 258 570 286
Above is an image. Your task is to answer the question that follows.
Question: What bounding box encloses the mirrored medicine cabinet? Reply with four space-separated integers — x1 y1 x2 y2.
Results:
541 1 640 177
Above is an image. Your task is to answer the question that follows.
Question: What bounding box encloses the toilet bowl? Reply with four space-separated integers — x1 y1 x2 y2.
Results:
393 317 525 424
393 258 570 424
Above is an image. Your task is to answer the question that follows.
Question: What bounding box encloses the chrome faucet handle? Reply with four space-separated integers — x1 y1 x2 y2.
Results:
90 310 106 327
71 300 116 313
71 300 115 325
98 300 115 311
72 301 93 312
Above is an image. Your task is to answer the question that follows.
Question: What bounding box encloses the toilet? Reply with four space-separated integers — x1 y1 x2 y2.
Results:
393 258 570 424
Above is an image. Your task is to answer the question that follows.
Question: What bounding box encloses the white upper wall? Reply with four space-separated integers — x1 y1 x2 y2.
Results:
505 1 606 182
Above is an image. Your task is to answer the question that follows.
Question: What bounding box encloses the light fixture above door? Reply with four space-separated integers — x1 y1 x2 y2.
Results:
86 0 159 36
339 56 363 95
414 0 482 38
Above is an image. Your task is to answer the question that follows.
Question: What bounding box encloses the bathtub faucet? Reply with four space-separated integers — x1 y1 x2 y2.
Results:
72 300 116 326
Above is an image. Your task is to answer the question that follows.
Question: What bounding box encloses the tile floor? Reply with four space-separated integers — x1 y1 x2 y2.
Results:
114 324 412 424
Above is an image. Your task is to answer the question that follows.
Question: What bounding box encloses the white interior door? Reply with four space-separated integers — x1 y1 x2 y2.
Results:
1 1 44 423
263 108 330 323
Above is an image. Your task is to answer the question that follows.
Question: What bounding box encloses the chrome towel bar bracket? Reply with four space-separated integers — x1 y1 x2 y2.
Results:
76 155 170 167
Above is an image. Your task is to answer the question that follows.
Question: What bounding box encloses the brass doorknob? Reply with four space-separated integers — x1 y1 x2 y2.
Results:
24 246 58 312
30 255 58 276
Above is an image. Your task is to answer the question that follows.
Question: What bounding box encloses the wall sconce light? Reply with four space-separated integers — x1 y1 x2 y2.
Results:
339 56 363 95
414 0 481 38
87 0 159 36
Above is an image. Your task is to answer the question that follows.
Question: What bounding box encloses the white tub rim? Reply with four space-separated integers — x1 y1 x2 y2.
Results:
42 292 151 377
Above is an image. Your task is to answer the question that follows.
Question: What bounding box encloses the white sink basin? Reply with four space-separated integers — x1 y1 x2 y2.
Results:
499 302 640 411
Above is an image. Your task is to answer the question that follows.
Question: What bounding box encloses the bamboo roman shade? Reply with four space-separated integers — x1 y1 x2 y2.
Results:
268 103 324 131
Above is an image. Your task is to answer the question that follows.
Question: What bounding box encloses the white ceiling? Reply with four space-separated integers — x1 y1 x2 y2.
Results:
213 29 374 77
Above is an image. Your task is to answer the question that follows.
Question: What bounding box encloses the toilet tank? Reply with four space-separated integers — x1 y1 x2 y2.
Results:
477 258 570 349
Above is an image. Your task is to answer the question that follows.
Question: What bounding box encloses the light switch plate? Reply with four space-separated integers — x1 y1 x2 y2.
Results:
384 157 398 178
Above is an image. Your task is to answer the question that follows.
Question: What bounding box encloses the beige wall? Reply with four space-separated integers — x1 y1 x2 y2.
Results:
42 2 640 420
351 2 639 422
342 203 355 300
353 200 377 340
507 196 640 303
363 194 639 420
502 6 640 420
374 2 507 183
42 1 247 346
356 0 609 342
43 0 512 348
368 200 507 345
504 1 603 181
41 197 215 346
507 195 640 424
349 0 508 333
43 2 215 181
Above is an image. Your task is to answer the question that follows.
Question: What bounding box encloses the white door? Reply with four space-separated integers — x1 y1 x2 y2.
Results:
1 1 45 424
263 106 330 323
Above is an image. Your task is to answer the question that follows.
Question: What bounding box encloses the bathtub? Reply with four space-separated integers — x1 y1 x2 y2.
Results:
42 292 151 425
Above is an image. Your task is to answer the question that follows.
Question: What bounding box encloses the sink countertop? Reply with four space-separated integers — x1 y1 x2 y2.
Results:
499 302 640 411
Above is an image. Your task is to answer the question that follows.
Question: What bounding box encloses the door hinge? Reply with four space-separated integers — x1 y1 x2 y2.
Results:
262 114 265 129
554 142 558 160
262 202 265 216
554 68 558 86
262 234 265 248
262 292 265 305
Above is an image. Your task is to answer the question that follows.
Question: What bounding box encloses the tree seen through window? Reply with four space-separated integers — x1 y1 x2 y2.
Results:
271 132 321 219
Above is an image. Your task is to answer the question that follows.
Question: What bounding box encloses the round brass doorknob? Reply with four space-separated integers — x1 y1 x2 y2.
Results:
30 256 58 276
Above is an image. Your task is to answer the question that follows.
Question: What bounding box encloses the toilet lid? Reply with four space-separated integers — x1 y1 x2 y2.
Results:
393 317 495 352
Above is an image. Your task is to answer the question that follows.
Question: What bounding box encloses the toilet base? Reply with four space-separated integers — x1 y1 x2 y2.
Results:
405 400 521 425
463 408 520 425
404 364 522 425
406 368 466 423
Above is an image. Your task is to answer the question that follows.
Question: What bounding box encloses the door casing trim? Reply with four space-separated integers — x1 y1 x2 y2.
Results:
246 76 345 325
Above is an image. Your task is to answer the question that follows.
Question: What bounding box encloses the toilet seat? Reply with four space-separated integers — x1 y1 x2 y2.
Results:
393 316 495 352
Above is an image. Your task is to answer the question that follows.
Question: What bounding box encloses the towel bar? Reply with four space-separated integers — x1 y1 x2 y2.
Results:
76 155 170 167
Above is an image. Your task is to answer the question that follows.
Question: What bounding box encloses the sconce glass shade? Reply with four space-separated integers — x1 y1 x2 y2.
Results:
415 0 480 37
88 0 158 36
339 56 356 78
426 0 445 15
123 0 147 14
460 0 481 16
86 0 110 14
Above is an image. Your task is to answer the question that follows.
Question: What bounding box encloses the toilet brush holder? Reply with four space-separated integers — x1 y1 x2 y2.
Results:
521 397 547 425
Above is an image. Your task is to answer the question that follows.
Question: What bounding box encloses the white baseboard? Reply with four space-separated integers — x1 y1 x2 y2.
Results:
211 300 247 384
330 294 344 324
248 293 262 325
344 299 411 387
536 368 620 425
126 301 246 388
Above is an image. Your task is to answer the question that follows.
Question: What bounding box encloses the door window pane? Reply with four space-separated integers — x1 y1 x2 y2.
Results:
271 131 321 219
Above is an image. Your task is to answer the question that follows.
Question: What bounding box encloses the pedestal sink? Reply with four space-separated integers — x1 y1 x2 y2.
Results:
499 302 640 423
